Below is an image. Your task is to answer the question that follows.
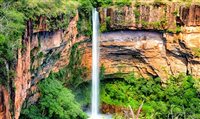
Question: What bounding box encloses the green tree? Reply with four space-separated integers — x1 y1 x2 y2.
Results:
101 74 200 118
20 76 87 119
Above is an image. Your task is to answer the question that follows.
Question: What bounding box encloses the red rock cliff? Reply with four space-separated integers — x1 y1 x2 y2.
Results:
82 3 200 80
0 12 87 119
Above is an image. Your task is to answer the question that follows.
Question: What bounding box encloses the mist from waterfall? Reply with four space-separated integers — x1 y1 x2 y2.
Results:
91 8 100 118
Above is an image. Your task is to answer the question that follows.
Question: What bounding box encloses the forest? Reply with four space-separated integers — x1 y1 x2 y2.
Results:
0 0 200 119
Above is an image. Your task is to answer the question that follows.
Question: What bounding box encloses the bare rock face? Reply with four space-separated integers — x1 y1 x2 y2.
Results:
180 5 200 26
82 29 200 80
99 31 167 78
99 3 200 31
82 3 200 80
0 86 11 119
14 34 31 119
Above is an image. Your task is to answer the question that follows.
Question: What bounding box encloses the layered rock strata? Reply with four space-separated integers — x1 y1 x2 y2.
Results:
82 3 200 80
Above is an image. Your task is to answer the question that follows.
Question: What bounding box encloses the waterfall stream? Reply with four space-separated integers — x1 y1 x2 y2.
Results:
91 8 100 118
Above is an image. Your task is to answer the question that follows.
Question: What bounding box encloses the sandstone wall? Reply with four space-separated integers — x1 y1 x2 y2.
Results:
99 3 200 30
82 3 200 80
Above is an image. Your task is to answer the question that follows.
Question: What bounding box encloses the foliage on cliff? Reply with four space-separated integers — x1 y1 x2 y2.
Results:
92 0 199 7
20 42 89 118
45 42 88 88
34 42 91 107
0 1 25 86
20 75 87 119
14 0 79 30
89 0 131 7
0 0 96 93
0 0 83 87
0 0 92 117
101 73 200 118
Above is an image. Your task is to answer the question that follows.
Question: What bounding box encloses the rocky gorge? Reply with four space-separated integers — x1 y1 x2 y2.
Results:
0 1 200 119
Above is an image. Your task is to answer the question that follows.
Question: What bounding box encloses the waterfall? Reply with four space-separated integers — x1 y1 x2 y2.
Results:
91 8 100 118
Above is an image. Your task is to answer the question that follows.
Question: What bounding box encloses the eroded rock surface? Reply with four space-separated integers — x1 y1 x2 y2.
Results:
99 3 200 30
82 30 200 80
0 13 87 119
82 3 200 80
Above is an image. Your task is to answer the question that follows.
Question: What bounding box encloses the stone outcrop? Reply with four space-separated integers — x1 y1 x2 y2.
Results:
0 86 11 119
82 31 192 80
99 3 200 31
22 13 87 118
14 20 32 119
82 3 200 80
0 12 86 119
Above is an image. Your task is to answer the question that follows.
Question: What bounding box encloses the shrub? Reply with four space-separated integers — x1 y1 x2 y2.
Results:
101 73 200 118
77 18 92 36
173 10 179 16
167 26 182 34
97 0 113 7
100 16 111 33
194 78 200 92
175 26 182 33
133 9 140 24
153 0 166 7
100 23 107 33
65 43 88 88
77 0 93 36
20 77 87 119
134 1 141 8
114 0 131 7
73 82 91 108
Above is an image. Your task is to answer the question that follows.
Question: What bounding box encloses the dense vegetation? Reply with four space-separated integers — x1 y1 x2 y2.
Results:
21 41 89 118
0 0 92 118
0 0 95 82
0 0 25 87
1 0 200 119
20 74 87 119
0 0 83 89
101 73 200 119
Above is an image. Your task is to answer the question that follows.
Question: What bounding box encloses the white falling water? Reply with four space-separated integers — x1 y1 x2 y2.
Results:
91 8 100 118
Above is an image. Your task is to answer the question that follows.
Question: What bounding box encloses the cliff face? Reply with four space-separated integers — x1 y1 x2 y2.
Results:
99 3 200 30
83 30 200 80
1 2 200 119
0 13 86 119
0 86 11 119
82 3 200 80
